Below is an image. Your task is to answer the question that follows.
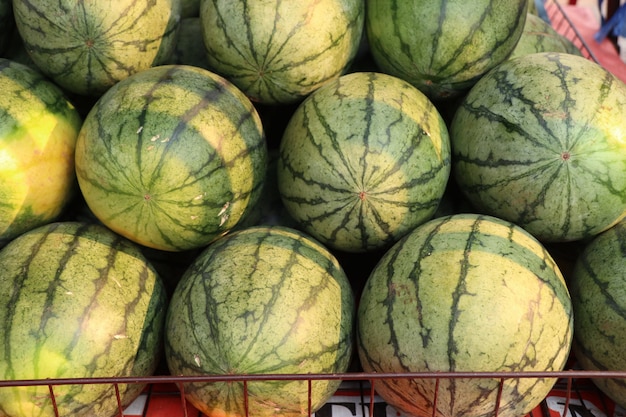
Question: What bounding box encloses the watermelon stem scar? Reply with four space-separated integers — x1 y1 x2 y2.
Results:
561 151 571 161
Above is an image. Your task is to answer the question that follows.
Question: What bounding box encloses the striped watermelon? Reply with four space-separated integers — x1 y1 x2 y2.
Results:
0 58 82 248
357 213 573 417
74 64 268 252
12 0 181 96
509 13 582 60
450 52 626 242
569 219 626 408
365 0 528 100
277 71 451 253
200 0 364 104
165 225 355 417
0 221 167 417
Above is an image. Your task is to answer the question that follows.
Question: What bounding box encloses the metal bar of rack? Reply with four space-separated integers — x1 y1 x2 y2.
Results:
545 0 602 62
2 370 626 417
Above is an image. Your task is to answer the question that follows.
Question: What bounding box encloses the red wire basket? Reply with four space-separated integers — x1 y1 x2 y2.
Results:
545 0 601 62
2 369 626 417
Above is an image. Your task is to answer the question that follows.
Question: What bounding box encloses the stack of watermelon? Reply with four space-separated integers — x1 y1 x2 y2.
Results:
2 0 626 416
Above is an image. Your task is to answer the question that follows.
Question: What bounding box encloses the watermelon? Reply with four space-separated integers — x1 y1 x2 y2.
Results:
569 219 626 408
277 71 451 253
0 221 167 417
12 0 181 96
74 64 268 252
357 213 573 417
199 0 364 104
450 52 626 242
0 58 82 248
165 225 355 417
365 0 528 100
508 13 583 60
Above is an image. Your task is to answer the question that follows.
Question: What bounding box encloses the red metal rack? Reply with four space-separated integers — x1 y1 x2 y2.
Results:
1 369 626 417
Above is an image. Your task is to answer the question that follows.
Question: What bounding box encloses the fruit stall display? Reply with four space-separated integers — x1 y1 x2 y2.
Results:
1 0 626 417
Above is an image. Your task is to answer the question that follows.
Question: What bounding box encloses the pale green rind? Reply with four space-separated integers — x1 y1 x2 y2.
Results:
365 0 528 100
569 219 626 408
165 225 355 417
75 64 268 252
12 0 182 96
451 52 626 242
200 0 364 104
0 222 167 417
277 71 451 253
357 213 573 417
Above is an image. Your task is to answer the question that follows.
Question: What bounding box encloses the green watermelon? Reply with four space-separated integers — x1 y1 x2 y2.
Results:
365 0 528 100
0 58 82 248
508 13 583 60
165 225 355 417
569 219 626 408
277 71 451 253
200 0 364 104
74 64 268 252
357 213 573 417
450 52 626 242
0 221 167 417
12 0 181 96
